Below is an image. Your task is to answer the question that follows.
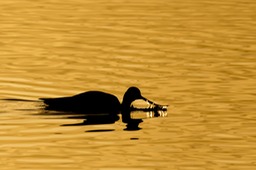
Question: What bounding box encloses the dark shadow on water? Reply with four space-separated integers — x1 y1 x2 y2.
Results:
86 129 115 132
60 114 120 126
1 98 40 102
38 109 144 131
124 119 143 131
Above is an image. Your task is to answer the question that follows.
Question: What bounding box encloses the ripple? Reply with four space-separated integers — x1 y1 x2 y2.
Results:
0 0 256 169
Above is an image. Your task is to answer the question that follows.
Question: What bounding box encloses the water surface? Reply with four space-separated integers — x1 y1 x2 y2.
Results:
0 0 255 169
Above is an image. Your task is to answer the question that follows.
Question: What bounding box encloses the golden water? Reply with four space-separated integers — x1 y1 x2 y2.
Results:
0 0 255 169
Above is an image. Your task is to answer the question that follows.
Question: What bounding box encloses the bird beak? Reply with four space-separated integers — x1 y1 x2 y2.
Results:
140 96 155 105
141 96 168 111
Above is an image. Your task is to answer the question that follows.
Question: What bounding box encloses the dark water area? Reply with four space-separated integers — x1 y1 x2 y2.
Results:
0 0 255 169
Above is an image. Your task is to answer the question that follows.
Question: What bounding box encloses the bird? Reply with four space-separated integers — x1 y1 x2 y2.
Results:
40 86 154 115
40 86 167 127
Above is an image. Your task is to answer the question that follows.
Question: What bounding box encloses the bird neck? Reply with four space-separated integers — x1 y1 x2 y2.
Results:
121 100 133 123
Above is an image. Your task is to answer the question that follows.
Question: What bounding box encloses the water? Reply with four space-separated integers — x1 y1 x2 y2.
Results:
0 0 255 169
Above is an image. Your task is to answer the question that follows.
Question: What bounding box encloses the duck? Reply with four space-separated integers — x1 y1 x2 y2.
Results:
40 86 155 115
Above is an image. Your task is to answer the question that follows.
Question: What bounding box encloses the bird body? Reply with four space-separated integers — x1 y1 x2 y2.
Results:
41 91 120 114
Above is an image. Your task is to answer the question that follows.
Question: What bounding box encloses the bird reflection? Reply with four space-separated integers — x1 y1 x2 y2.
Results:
61 114 120 126
41 109 143 130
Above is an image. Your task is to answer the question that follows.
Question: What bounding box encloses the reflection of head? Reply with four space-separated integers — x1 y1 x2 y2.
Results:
124 119 143 131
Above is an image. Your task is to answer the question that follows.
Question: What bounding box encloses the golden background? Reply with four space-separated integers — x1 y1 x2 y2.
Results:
0 0 255 169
